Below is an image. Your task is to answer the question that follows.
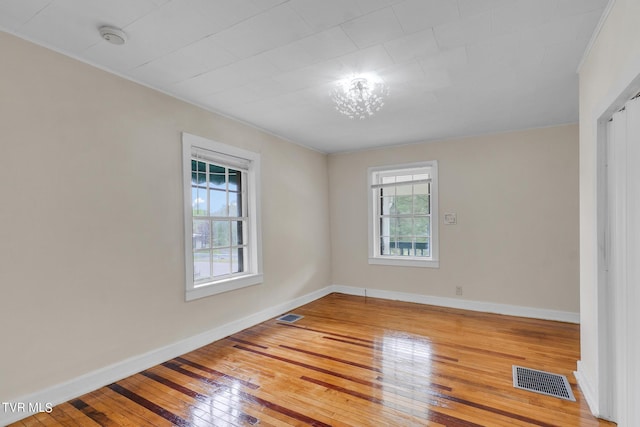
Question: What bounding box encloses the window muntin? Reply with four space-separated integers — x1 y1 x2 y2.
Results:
182 133 262 301
369 162 439 268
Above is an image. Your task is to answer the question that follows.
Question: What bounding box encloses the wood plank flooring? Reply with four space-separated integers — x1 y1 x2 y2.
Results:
11 293 615 426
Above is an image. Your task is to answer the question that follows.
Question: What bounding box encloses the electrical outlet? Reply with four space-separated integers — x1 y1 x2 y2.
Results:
456 286 463 296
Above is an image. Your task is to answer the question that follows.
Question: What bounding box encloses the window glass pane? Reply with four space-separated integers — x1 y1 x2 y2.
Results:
413 173 429 181
398 217 413 236
195 172 207 217
191 160 197 172
212 221 230 247
380 237 391 255
390 237 402 255
397 238 412 256
228 169 241 192
231 221 243 246
193 251 211 281
191 172 197 186
396 184 412 196
414 183 429 195
380 186 395 197
192 188 202 216
381 176 395 185
380 218 388 237
197 172 206 185
414 195 429 214
414 217 430 236
396 195 412 214
210 189 227 216
232 247 245 273
396 175 412 183
380 217 397 237
383 236 402 255
229 191 241 217
381 196 395 215
193 188 207 216
197 161 206 173
212 249 231 277
209 164 226 189
415 237 429 257
193 220 210 249
391 218 400 236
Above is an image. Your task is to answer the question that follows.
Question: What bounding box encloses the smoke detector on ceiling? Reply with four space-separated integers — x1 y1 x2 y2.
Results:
99 26 127 45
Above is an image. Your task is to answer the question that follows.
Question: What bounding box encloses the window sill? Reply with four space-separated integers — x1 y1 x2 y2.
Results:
368 257 439 268
186 273 263 301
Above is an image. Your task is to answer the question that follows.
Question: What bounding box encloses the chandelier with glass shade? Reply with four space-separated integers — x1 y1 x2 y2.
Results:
331 75 389 119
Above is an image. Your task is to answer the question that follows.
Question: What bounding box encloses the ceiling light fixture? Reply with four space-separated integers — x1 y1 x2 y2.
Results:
331 75 389 119
99 26 127 45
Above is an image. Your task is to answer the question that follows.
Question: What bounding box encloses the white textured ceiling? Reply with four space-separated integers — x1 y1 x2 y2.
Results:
1 0 608 153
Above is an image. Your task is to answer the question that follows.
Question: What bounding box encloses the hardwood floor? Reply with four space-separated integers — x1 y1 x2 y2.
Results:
12 293 615 426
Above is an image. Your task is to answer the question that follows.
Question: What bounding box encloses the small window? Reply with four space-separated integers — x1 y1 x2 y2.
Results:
182 133 262 301
368 161 439 268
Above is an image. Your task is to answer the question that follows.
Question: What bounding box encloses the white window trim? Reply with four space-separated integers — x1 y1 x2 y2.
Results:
367 161 439 268
182 132 263 301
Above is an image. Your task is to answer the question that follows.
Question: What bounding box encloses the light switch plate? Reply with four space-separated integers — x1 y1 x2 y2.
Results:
444 213 457 225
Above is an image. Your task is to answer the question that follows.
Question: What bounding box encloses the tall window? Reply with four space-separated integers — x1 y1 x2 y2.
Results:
182 133 262 301
368 161 439 268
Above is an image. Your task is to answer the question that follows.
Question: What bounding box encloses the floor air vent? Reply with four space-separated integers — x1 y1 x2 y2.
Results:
512 366 575 401
276 313 304 323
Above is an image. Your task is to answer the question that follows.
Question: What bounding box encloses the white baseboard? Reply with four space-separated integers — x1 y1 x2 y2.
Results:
329 285 580 323
0 286 333 426
575 360 601 418
2 284 580 425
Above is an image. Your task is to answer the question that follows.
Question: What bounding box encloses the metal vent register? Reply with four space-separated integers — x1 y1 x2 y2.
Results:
512 366 576 401
276 313 304 323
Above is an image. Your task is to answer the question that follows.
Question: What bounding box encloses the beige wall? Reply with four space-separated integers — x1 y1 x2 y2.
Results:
0 32 331 401
329 125 580 312
578 0 640 417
